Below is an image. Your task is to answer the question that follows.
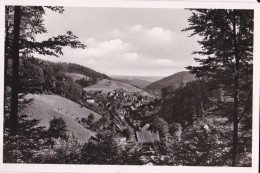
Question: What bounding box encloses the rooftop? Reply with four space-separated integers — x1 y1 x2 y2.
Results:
136 130 160 143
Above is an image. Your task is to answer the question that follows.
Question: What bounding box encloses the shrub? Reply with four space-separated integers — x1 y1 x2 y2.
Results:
48 117 67 139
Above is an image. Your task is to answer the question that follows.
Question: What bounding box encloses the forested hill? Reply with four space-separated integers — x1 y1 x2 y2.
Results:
145 71 196 94
18 58 109 104
44 61 110 80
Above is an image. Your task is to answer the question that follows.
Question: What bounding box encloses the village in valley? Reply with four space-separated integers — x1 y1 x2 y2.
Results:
81 87 166 163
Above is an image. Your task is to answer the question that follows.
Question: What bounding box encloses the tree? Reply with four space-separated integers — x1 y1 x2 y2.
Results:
161 80 212 127
48 117 67 139
150 117 169 139
169 123 182 142
9 6 21 135
6 6 86 135
4 112 47 163
183 9 253 166
79 131 124 164
87 113 95 125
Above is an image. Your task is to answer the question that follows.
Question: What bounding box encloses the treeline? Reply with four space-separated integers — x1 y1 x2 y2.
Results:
145 71 195 94
17 57 83 103
44 61 110 80
8 57 109 103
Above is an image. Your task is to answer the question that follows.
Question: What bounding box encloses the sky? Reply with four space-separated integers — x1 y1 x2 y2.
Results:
36 7 202 77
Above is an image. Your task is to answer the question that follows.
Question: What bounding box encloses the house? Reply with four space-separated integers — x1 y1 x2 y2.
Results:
120 109 127 115
118 114 125 121
85 76 90 81
97 101 104 108
115 137 127 146
133 101 142 108
140 145 156 155
132 96 137 101
141 124 150 131
106 102 112 109
86 96 95 103
89 135 99 142
137 96 144 102
136 130 160 143
219 89 234 102
221 95 234 102
130 105 136 111
132 119 142 127
94 90 102 95
107 92 114 97
114 92 119 97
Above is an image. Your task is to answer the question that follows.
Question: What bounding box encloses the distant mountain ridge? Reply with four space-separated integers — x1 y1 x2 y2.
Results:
110 75 164 83
145 71 196 94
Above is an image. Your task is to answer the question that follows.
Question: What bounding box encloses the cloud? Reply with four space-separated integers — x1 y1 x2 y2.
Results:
129 24 145 33
122 52 139 61
85 37 99 46
84 47 101 57
42 24 198 77
128 24 176 45
67 25 189 76
144 27 174 44
111 29 123 38
82 38 132 58
108 25 180 60
99 39 131 54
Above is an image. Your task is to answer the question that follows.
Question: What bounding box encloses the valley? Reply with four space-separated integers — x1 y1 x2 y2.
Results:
4 57 252 166
11 60 236 165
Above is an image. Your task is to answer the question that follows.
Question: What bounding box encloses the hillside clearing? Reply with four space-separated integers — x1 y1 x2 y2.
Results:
65 72 87 81
84 79 151 96
22 94 102 141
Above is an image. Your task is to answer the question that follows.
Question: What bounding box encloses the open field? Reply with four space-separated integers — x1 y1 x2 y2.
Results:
22 94 102 141
65 72 87 81
84 79 151 96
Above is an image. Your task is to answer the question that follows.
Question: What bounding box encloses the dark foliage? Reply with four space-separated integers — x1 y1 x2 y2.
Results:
75 77 96 88
44 61 109 81
4 114 47 163
48 117 67 139
183 9 253 166
79 131 142 165
160 79 213 127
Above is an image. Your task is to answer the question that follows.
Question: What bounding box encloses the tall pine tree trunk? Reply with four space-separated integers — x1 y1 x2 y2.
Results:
4 7 10 116
5 7 10 90
232 13 239 166
10 6 21 135
5 28 10 88
232 73 239 166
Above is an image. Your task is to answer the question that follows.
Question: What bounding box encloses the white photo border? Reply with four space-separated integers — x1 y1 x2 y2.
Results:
0 1 259 173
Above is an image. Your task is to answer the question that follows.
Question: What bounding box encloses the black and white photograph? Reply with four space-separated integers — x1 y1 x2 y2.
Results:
0 0 259 172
